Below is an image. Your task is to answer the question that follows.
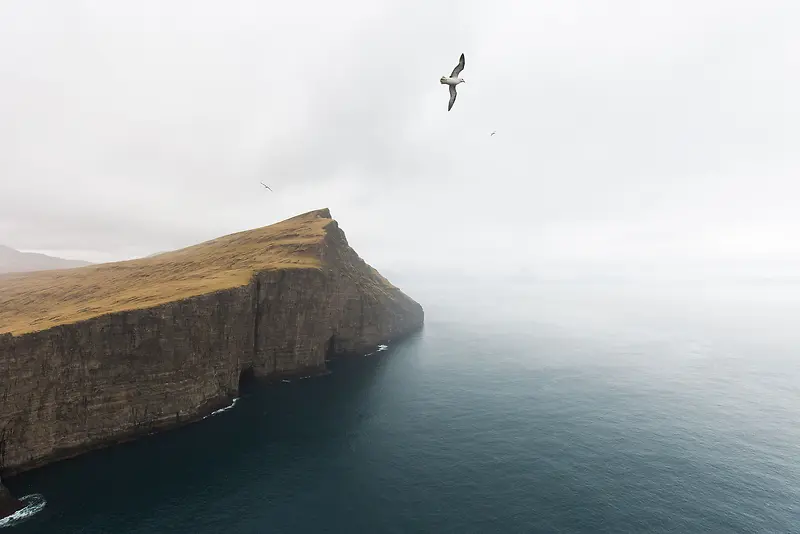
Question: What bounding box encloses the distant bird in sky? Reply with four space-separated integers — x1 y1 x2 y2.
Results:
490 131 496 136
260 182 273 191
440 53 466 111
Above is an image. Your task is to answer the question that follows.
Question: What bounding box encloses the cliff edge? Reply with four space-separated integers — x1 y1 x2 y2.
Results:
0 209 423 476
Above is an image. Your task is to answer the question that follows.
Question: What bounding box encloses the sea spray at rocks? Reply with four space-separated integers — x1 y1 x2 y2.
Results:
202 398 240 420
365 343 390 356
0 494 46 529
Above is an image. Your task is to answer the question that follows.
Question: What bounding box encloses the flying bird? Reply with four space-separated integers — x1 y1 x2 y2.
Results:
440 53 466 111
490 131 496 136
260 182 273 191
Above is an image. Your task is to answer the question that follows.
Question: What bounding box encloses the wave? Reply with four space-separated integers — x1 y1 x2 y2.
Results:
365 344 389 356
0 494 47 529
202 397 240 420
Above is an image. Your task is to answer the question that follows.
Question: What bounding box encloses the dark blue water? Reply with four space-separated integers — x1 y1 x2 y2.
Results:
7 278 800 532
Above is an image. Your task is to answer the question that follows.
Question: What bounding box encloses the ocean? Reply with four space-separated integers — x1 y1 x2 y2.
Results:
6 276 800 533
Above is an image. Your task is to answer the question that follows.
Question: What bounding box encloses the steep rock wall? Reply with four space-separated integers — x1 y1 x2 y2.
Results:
0 476 22 517
247 220 424 377
0 285 254 475
0 217 423 477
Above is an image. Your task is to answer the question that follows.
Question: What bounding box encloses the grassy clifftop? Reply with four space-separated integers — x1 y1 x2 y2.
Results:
0 209 335 336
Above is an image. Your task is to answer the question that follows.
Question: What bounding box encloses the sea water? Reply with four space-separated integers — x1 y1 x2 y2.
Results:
7 277 800 533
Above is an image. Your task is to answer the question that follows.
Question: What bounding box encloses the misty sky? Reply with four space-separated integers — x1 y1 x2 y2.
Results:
1 1 799 277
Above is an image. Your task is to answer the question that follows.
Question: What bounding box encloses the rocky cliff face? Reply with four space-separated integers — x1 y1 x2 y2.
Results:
0 477 22 517
0 209 423 477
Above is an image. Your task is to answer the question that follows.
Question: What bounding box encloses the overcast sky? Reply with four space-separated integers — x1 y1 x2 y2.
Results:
1 1 798 278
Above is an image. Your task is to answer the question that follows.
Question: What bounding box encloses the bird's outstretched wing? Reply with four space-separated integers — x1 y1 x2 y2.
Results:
450 53 465 78
448 85 458 111
260 182 273 191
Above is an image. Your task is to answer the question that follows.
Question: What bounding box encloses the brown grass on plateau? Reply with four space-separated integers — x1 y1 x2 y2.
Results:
0 209 333 336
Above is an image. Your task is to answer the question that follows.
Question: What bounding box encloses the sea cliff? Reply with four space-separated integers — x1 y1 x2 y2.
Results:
0 476 22 517
0 209 423 479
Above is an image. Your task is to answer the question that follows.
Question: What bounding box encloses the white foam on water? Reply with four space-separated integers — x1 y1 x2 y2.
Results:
202 397 239 420
0 493 47 528
364 344 388 357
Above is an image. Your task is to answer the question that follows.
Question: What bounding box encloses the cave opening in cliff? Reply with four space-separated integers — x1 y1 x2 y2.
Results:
238 366 257 395
326 334 337 360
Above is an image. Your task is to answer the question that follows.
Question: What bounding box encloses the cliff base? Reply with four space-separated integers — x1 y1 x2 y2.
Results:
0 482 22 518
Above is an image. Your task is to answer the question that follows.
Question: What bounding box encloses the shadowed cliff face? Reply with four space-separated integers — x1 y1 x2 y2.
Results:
0 210 423 476
0 477 23 517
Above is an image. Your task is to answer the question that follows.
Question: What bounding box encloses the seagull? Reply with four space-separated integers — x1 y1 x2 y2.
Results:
440 53 466 111
490 131 496 136
260 182 273 191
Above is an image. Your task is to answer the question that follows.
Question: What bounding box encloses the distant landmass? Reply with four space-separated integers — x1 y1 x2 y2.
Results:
0 245 91 274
